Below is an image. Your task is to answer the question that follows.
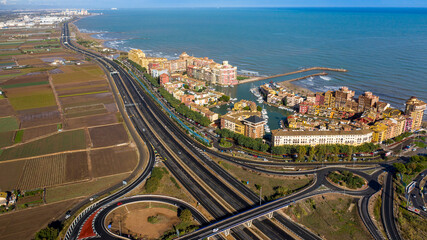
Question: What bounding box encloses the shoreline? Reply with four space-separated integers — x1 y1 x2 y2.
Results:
70 16 323 96
70 17 108 49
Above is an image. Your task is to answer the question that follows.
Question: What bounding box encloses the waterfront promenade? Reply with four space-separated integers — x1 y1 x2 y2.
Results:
238 67 347 84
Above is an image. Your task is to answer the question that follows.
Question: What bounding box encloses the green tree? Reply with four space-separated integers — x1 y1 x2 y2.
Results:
257 105 262 111
393 163 407 174
219 95 230 102
297 146 307 162
35 227 59 240
179 209 193 223
307 146 315 161
283 97 287 106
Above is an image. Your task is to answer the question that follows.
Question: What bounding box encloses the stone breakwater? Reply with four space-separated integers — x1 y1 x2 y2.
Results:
238 67 347 84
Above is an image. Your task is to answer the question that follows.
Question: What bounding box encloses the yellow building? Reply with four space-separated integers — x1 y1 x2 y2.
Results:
128 49 167 69
405 96 426 131
370 122 388 143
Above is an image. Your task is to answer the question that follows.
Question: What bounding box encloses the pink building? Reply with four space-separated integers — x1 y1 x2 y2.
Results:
160 73 169 86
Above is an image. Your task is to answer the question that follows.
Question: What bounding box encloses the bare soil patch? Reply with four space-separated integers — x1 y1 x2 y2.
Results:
104 102 118 113
89 124 128 148
0 160 25 191
21 124 58 142
90 146 137 178
117 207 180 239
17 106 60 128
64 113 117 129
54 80 107 91
0 99 15 117
16 58 44 66
65 151 89 182
0 198 80 240
59 92 113 106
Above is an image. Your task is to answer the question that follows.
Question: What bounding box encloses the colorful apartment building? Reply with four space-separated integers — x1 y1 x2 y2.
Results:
159 73 169 86
272 129 373 146
405 96 426 131
243 116 267 139
221 112 266 138
128 49 167 69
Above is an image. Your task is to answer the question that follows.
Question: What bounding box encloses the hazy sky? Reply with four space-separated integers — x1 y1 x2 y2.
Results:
1 0 427 9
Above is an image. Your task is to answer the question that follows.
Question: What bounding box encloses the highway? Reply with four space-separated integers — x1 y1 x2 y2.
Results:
61 23 159 240
62 22 293 240
381 172 403 240
61 21 395 240
409 169 427 218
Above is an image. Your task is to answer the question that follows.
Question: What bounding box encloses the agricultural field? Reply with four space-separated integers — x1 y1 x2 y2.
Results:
90 146 138 178
0 116 19 132
0 160 25 191
55 80 108 96
17 154 67 190
1 72 49 86
64 113 117 129
0 198 81 240
0 99 15 117
21 124 58 142
45 173 129 203
17 106 61 128
0 131 15 148
64 151 90 182
0 129 86 161
59 91 114 108
0 152 90 191
6 85 57 111
89 123 129 148
52 64 105 85
63 103 108 118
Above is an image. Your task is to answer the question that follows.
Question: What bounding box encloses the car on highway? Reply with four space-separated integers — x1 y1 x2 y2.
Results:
212 228 219 233
65 210 71 219
117 202 123 206
422 206 427 211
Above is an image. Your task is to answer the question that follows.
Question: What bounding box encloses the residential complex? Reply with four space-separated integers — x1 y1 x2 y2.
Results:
405 96 426 131
263 81 426 145
128 49 238 86
272 129 373 146
128 49 167 70
220 101 267 138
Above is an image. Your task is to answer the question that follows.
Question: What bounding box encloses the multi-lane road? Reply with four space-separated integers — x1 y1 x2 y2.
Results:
60 21 412 240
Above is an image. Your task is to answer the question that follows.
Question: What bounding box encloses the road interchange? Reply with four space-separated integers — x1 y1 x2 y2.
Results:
60 21 409 240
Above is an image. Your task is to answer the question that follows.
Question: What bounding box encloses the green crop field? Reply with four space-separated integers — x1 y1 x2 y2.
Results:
0 117 19 132
14 130 24 143
52 65 104 85
2 81 49 89
0 129 86 161
8 91 56 110
0 73 25 80
0 131 15 148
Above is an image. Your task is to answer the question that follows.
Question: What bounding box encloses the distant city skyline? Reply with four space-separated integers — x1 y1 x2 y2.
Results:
1 0 427 9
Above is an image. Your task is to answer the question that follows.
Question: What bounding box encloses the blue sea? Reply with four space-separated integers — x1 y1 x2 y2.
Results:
76 8 427 129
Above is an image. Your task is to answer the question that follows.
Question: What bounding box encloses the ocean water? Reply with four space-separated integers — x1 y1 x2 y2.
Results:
76 8 427 129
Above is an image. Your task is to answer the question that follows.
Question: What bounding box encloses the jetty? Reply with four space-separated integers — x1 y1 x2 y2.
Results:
237 67 347 84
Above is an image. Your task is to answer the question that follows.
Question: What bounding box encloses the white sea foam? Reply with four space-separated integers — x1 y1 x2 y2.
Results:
238 69 260 76
320 76 332 81
79 28 108 34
